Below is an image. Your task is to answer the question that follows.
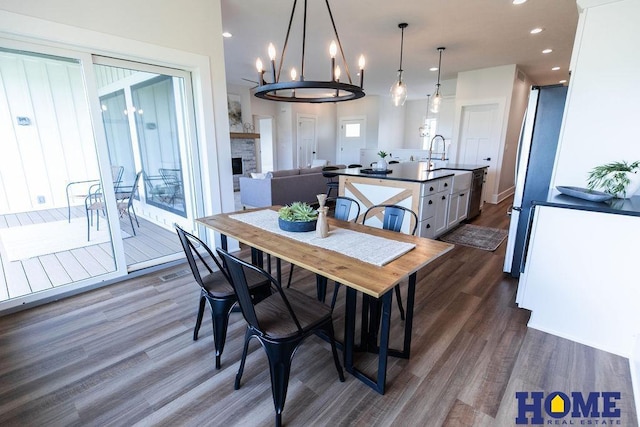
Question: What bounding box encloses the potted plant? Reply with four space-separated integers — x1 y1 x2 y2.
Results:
278 201 318 232
376 150 388 170
587 160 640 198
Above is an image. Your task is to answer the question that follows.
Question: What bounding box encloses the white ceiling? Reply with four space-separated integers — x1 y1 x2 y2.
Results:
220 0 579 100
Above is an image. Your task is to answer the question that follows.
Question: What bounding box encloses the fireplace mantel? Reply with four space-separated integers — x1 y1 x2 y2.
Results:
230 132 260 139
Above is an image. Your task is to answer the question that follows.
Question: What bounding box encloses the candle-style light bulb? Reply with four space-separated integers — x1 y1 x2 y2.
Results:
290 67 297 81
267 43 277 82
256 58 264 85
329 40 337 81
358 55 365 88
268 43 276 61
329 41 337 58
334 65 341 81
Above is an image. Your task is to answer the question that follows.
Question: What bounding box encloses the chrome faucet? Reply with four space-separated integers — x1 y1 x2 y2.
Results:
427 134 446 170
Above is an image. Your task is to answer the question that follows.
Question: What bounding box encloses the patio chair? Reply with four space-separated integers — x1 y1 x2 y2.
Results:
217 247 344 427
159 168 183 205
175 225 271 369
85 171 142 240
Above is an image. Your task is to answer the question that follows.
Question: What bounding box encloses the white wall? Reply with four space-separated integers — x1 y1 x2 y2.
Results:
499 69 532 195
377 99 406 151
454 64 527 202
337 95 380 148
551 0 640 193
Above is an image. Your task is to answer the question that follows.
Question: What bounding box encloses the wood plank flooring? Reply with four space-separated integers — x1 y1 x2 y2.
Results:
0 198 636 426
0 206 183 301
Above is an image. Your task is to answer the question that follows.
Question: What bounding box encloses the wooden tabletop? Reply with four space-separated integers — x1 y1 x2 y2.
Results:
197 208 454 298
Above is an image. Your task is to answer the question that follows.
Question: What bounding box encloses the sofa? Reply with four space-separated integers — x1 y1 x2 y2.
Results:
239 165 346 208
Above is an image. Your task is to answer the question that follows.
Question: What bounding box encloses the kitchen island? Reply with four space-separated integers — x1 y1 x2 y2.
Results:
517 192 640 358
334 162 488 238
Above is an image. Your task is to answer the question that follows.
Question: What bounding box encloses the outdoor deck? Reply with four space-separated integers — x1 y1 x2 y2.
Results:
0 205 182 302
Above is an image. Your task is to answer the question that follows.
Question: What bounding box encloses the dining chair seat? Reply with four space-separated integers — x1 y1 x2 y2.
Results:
254 288 332 338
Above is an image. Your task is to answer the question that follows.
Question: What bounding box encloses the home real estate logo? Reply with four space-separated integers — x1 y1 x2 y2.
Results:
515 391 622 424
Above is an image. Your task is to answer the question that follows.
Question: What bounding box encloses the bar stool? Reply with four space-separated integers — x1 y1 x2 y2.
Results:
322 166 340 198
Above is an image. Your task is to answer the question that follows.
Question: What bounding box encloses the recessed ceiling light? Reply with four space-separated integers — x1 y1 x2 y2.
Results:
222 32 232 38
559 80 567 83
552 66 561 71
530 28 543 34
542 48 553 54
429 67 438 72
513 0 527 4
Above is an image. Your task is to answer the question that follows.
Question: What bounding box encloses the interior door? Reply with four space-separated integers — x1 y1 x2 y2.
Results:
458 104 500 204
339 117 366 165
297 115 316 168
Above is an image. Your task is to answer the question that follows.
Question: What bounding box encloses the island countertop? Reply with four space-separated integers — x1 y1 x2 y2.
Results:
334 161 487 183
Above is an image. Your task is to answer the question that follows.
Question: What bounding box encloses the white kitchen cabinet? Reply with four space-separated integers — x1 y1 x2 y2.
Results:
433 190 449 236
518 204 640 358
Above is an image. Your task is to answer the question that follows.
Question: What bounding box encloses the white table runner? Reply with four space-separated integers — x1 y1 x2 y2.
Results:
229 209 415 267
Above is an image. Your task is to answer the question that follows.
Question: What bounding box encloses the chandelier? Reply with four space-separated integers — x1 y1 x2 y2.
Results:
431 47 446 113
254 0 365 103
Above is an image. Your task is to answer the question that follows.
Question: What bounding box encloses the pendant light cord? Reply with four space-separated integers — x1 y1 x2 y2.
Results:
398 23 408 78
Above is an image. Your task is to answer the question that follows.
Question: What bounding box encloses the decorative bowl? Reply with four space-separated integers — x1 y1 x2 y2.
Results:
278 217 317 232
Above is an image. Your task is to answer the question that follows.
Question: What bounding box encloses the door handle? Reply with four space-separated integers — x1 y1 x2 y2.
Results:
483 157 491 161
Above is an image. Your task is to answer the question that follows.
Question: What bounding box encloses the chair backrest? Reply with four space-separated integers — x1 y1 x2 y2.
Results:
217 247 303 336
333 196 360 222
159 168 181 186
388 160 400 164
347 164 362 168
175 224 228 290
111 165 124 187
362 204 418 236
122 171 142 207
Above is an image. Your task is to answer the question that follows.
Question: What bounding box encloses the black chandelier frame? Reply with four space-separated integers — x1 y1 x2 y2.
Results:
254 0 365 103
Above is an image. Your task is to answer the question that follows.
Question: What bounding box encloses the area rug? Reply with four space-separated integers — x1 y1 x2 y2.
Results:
439 224 508 251
0 218 131 261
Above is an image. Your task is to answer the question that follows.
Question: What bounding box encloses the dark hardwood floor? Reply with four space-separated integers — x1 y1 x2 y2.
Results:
0 197 636 426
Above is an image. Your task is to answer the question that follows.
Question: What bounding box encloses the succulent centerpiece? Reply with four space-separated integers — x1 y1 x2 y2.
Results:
278 201 318 232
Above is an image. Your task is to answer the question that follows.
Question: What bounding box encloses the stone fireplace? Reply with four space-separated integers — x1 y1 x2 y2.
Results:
230 137 257 191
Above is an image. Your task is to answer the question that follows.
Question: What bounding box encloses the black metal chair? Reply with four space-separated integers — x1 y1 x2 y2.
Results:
362 204 418 320
347 163 362 168
175 225 271 369
322 166 340 198
217 248 344 427
388 160 400 164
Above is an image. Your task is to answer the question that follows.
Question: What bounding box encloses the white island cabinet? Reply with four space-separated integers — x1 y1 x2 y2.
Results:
336 163 482 239
517 203 640 358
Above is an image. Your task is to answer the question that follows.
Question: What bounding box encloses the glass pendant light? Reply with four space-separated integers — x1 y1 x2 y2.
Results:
431 47 446 113
390 23 409 107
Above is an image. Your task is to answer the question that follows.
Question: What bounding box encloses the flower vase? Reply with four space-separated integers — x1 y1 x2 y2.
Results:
316 207 329 238
376 158 387 170
617 171 640 198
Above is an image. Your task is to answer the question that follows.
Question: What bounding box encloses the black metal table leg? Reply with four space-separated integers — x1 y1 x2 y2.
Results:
344 289 392 394
316 275 327 303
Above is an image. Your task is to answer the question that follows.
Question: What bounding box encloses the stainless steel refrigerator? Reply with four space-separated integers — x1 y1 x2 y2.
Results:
503 84 567 277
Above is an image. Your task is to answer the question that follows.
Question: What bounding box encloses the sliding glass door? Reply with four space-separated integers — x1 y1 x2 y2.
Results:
0 41 201 308
0 44 120 304
93 58 197 271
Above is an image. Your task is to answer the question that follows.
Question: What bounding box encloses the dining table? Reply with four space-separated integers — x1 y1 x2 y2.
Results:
196 207 454 394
